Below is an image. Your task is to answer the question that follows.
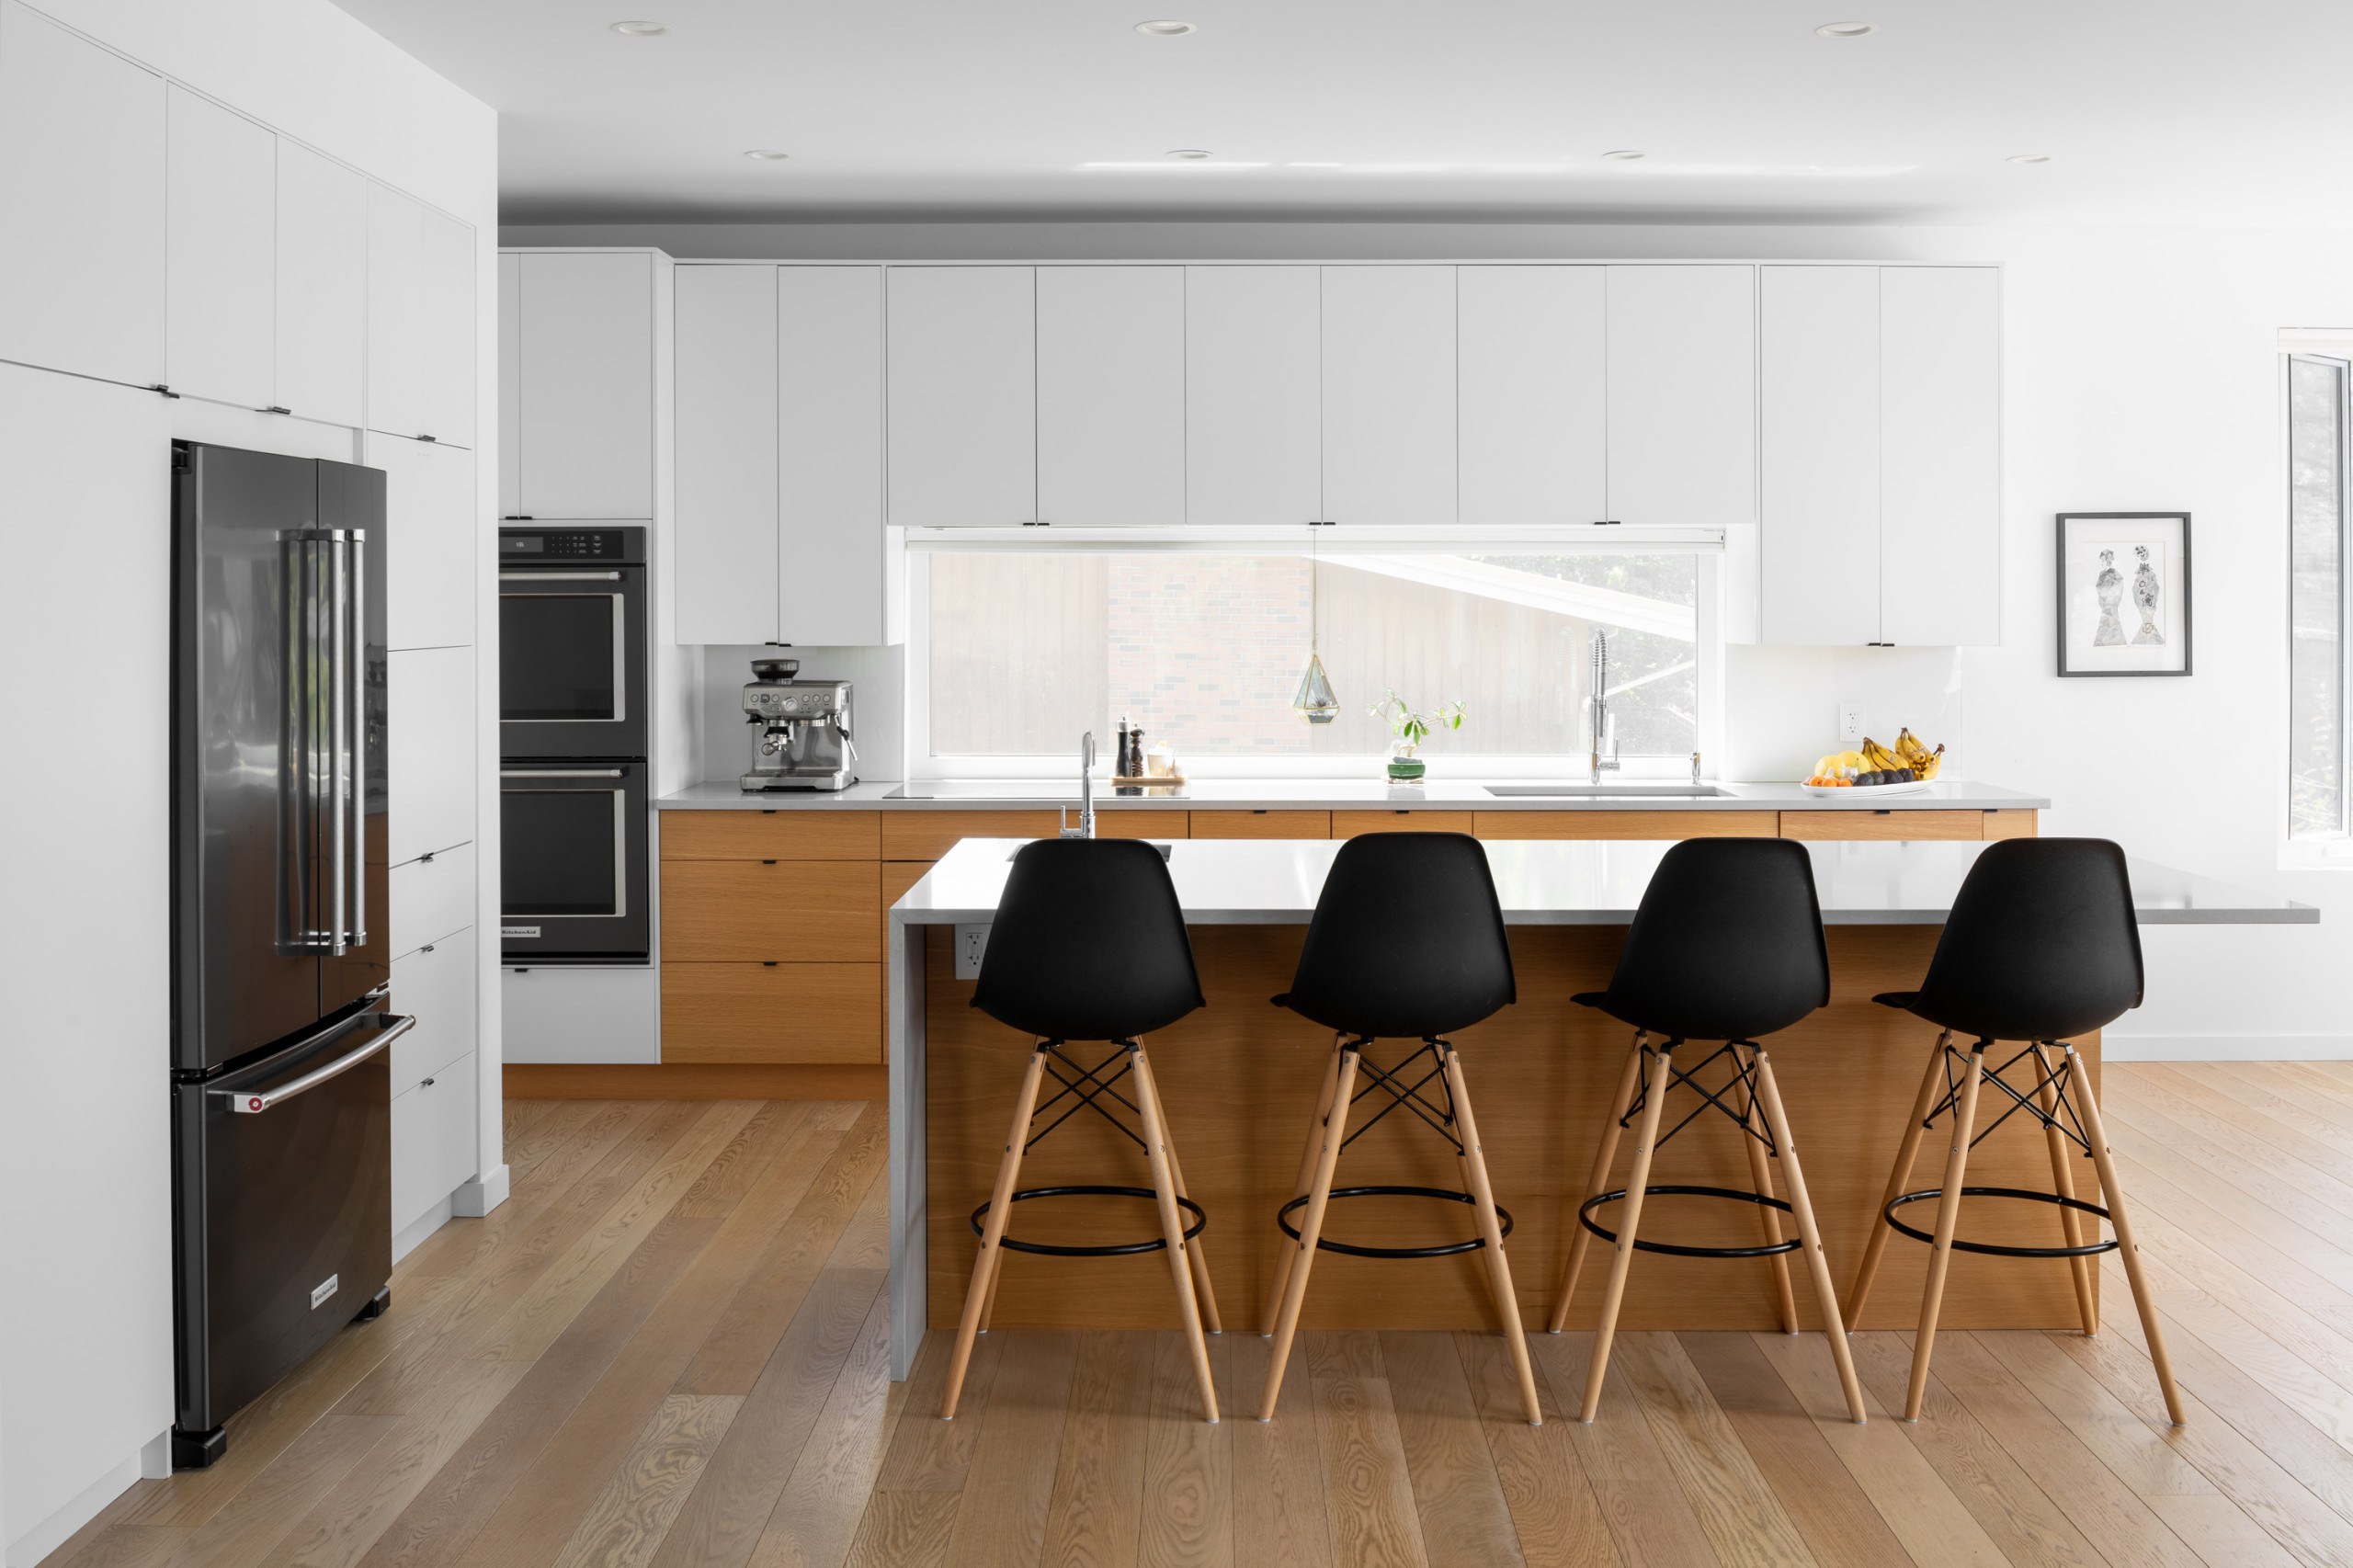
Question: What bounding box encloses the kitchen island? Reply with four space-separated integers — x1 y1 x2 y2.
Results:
884 836 2313 1380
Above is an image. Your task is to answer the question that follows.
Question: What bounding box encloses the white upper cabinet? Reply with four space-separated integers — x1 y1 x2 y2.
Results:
512 251 655 517
274 140 367 428
1606 265 1756 528
373 433 476 652
0 2 165 390
165 86 274 409
1881 267 2001 646
1322 266 1456 526
887 266 1034 527
420 210 475 449
1458 266 1606 527
674 263 779 643
368 185 474 447
1185 266 1320 526
778 266 886 644
496 252 520 517
1760 267 1881 645
1036 267 1184 527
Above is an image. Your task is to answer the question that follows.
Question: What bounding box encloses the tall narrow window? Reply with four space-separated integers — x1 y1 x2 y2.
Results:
2290 353 2349 840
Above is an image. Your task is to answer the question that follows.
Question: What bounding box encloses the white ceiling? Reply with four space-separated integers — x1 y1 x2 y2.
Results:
331 1 2353 227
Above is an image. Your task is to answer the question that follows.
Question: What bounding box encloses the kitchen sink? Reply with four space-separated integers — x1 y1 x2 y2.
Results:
1483 784 1734 799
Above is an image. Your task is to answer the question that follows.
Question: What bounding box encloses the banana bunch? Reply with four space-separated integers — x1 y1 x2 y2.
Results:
1893 727 1945 780
1806 730 1943 787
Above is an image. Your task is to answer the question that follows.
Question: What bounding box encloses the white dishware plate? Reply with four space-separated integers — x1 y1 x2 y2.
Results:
1801 779 1933 798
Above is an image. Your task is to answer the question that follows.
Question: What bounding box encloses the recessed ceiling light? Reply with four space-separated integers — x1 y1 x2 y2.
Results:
1815 21 1875 37
1601 150 1646 161
608 20 667 36
1166 149 1212 160
2006 153 2052 165
1135 19 1196 36
744 149 790 161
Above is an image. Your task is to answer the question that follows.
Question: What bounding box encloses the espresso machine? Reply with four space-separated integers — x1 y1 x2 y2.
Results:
740 658 858 791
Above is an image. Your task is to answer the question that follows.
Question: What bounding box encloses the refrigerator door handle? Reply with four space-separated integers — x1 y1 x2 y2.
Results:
345 529 367 949
327 534 348 954
212 1013 413 1114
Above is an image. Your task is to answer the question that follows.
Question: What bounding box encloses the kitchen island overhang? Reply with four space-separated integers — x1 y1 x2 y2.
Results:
885 838 2314 1380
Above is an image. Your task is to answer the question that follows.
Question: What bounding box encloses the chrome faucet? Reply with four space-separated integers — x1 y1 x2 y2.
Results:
1060 732 1097 839
1589 634 1620 785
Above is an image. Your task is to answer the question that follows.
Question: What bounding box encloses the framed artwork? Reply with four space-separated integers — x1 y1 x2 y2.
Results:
2056 512 2192 676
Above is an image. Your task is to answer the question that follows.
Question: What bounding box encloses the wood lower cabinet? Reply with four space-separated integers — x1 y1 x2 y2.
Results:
1192 810 1332 838
660 859 880 962
1474 811 1779 840
1096 810 1188 839
661 961 881 1063
1982 810 2040 840
663 808 881 861
1334 810 1475 837
1779 809 1987 841
881 810 1062 861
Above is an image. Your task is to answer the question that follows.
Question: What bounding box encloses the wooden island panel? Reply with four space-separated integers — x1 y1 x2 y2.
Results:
1191 810 1333 838
1473 810 1779 840
1333 809 1477 837
1779 809 1987 841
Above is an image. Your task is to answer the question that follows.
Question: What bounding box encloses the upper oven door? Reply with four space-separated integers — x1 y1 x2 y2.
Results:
498 564 647 758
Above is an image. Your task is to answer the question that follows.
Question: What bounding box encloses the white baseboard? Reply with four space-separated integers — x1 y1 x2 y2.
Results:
139 1429 170 1481
2104 1034 2353 1062
392 1192 454 1265
6 1450 140 1568
455 1165 509 1218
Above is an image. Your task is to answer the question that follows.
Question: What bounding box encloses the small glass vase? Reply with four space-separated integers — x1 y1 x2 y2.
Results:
1385 745 1426 781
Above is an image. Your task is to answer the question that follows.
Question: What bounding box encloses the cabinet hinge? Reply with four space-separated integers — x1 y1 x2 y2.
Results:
152 383 177 399
262 405 291 415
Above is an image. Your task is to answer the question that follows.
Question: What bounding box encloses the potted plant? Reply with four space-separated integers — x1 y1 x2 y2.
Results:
1370 690 1465 780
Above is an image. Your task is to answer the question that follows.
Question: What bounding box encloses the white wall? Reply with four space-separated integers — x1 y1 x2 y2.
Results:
0 6 494 1563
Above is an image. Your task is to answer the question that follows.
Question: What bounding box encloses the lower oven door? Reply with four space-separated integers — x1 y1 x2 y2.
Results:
500 763 651 962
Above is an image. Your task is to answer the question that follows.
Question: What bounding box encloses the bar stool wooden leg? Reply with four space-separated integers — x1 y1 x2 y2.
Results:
1904 1041 1985 1422
1133 1042 1221 1424
1131 1047 1222 1335
1443 1046 1544 1426
1263 1036 1347 1336
1740 1069 1800 1335
1846 1030 1951 1328
943 1043 1049 1420
1259 1047 1361 1421
1550 1029 1646 1332
1749 1045 1869 1425
2032 1042 2099 1337
976 1245 1006 1335
1582 1041 1675 1423
2068 1044 2186 1426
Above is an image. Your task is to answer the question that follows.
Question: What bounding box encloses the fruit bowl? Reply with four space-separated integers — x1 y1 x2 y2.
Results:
1801 779 1933 798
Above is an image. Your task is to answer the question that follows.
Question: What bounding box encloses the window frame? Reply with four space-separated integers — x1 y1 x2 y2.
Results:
2285 345 2353 858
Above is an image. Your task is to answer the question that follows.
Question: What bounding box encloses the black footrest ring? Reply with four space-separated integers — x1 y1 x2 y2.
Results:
1276 1185 1513 1259
1579 1185 1802 1259
972 1185 1206 1257
1882 1186 2119 1259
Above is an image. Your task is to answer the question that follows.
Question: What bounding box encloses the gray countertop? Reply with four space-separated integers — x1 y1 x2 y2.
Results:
887 837 2316 926
658 778 2051 813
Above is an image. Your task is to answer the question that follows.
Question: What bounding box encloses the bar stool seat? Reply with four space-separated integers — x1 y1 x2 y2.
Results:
1549 837 1869 1426
942 836 1223 1424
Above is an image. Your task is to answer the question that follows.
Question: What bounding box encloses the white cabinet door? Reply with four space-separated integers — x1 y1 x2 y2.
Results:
675 264 779 643
420 209 475 448
391 928 474 1086
516 252 654 517
1882 267 2001 646
1458 266 1606 527
366 182 426 439
779 266 888 643
165 86 274 409
392 1051 477 1232
1036 266 1184 527
497 252 521 517
389 644 475 865
886 266 1033 527
372 433 476 652
1185 266 1320 526
390 840 474 956
1606 266 1756 528
1322 266 1456 526
275 140 367 428
1760 267 1881 646
0 2 165 389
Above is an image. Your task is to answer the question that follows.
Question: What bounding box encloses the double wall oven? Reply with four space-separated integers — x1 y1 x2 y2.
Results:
499 527 649 963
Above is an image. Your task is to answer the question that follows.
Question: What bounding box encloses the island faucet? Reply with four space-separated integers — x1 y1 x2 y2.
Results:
1060 731 1097 838
1589 634 1620 785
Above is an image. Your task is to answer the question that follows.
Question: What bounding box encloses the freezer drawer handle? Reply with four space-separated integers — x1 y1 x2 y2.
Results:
500 768 625 778
215 1014 413 1114
499 571 621 582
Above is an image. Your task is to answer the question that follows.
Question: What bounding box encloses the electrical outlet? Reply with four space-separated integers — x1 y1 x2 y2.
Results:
1837 702 1864 744
954 924 991 979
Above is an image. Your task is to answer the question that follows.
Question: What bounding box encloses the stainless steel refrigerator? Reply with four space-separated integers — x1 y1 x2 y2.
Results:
170 441 413 1469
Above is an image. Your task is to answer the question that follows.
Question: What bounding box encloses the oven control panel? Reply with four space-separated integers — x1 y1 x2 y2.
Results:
498 527 645 564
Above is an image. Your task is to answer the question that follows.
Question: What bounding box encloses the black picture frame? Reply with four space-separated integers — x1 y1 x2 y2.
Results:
2055 512 2192 676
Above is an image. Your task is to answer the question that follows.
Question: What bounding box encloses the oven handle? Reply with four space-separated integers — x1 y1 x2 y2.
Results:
499 571 622 582
501 769 626 778
213 1013 413 1114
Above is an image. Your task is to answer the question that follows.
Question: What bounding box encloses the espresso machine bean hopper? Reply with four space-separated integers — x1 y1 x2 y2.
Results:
741 659 858 791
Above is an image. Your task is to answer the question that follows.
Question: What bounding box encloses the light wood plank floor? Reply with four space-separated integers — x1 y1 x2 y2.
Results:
43 1062 2353 1568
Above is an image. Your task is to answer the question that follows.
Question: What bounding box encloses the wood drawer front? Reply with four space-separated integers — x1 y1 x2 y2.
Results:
1779 810 1985 841
1472 811 1779 841
661 962 881 1064
659 809 881 861
660 860 881 961
1333 810 1476 838
1191 810 1332 839
881 810 1062 861
1981 810 2039 840
1096 810 1189 839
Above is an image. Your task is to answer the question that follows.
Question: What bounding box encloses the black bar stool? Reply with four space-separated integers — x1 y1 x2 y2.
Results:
1844 837 2184 1426
942 837 1222 1424
1549 837 1868 1425
1257 833 1544 1426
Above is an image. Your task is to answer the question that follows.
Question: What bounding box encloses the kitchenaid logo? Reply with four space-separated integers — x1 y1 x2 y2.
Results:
311 1274 339 1309
502 926 541 938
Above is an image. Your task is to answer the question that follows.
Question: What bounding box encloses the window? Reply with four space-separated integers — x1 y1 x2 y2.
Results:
2290 353 2349 841
906 536 1721 778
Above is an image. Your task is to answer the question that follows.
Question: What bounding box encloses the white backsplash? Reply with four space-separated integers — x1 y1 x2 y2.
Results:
691 644 907 784
1722 644 1966 781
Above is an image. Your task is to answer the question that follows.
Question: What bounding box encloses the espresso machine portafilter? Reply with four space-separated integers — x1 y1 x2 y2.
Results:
740 658 858 791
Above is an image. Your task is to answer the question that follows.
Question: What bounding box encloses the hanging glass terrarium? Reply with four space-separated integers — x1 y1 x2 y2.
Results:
1292 527 1340 723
